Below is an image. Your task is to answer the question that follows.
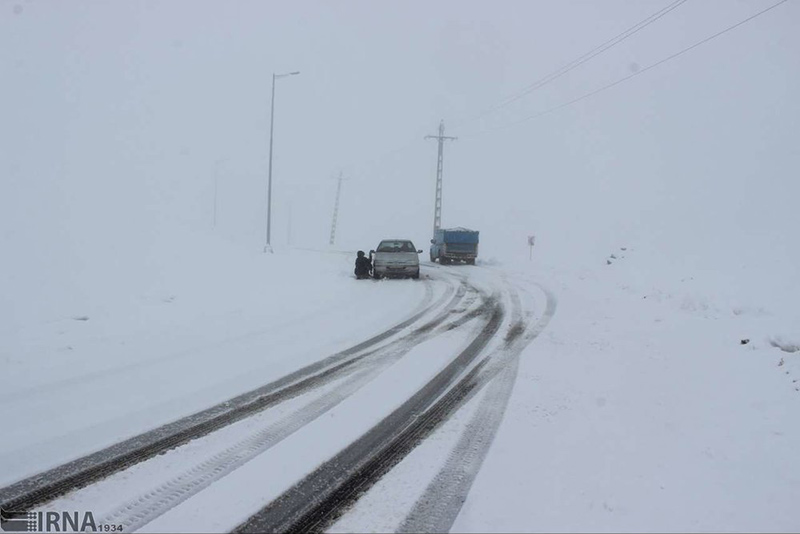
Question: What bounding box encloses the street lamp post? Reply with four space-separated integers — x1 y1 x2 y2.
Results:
265 70 300 253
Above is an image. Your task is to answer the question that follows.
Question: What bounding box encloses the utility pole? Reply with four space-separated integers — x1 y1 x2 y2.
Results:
213 166 218 228
287 200 293 246
213 159 222 229
264 70 300 253
425 120 457 236
329 171 344 246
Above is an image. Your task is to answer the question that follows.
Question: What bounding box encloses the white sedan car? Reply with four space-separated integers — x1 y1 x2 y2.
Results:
370 239 422 279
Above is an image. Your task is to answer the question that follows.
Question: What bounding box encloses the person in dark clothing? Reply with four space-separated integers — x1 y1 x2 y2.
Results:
354 250 372 279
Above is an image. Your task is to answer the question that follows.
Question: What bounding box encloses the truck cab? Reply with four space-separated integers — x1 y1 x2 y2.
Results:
430 227 479 265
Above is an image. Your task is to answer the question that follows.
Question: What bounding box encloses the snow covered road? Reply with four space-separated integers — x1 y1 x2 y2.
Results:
6 247 797 532
1 252 555 533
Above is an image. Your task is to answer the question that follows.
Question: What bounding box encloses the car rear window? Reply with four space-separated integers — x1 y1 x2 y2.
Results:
377 240 415 252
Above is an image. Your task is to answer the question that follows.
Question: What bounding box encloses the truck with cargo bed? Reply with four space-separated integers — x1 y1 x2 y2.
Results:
430 227 479 265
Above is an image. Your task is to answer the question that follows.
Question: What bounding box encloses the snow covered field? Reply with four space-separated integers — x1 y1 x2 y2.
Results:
3 237 798 532
456 248 800 532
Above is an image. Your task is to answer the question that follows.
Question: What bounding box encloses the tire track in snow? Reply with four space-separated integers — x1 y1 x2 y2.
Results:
0 276 457 512
229 274 554 534
234 289 507 533
95 275 488 532
398 281 557 533
101 367 380 533
397 359 520 534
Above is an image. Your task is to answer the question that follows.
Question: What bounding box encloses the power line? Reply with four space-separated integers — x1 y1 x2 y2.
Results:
328 1 689 200
341 1 689 177
451 0 689 127
460 0 791 139
342 1 689 183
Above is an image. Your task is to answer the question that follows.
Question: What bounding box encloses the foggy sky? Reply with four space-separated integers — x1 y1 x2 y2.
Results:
2 0 798 282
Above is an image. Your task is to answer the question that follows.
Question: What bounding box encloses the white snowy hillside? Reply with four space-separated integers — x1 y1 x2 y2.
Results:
2 1 798 533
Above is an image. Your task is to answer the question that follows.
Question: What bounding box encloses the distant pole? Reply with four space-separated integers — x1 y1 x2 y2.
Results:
528 235 536 260
264 70 300 253
265 74 276 252
213 160 220 228
329 171 343 246
287 200 293 246
425 120 457 236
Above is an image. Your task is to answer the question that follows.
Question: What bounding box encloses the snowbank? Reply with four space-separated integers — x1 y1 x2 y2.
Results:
456 242 800 532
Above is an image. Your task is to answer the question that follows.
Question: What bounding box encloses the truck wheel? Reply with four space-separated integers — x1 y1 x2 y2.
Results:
430 253 436 263
467 259 475 265
411 269 420 279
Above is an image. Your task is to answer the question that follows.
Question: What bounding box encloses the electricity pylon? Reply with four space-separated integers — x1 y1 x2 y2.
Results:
425 120 457 236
